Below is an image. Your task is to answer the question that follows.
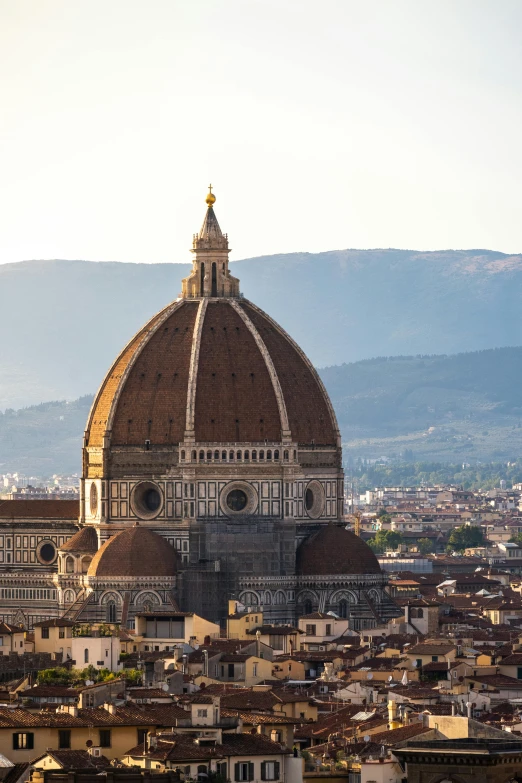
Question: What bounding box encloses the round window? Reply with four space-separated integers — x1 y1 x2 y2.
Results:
144 488 161 511
37 541 57 564
304 480 326 519
305 488 314 511
130 481 163 520
220 482 258 517
90 483 98 516
227 489 248 512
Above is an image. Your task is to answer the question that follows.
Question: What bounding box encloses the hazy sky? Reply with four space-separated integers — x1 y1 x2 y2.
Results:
1 0 522 265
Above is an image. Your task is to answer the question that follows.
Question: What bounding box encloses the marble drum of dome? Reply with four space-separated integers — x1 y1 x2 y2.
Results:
81 186 345 535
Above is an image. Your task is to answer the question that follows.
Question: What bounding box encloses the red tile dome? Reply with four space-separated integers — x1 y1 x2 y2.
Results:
87 526 178 578
85 298 339 450
296 524 382 576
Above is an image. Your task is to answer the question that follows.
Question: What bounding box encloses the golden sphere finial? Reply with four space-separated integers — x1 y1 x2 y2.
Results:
206 183 216 207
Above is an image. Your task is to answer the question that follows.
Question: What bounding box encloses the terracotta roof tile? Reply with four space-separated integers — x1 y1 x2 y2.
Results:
296 523 382 576
60 526 98 553
0 500 79 520
87 527 178 578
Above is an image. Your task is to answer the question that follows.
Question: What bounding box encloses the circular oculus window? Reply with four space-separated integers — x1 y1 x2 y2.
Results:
220 482 258 517
304 480 325 519
130 481 164 520
89 483 98 516
37 540 57 565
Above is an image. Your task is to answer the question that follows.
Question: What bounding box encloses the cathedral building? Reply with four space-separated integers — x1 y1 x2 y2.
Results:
0 189 399 631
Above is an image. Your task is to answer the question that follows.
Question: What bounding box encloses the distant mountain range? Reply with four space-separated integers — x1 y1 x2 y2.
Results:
1 249 522 409
2 348 522 476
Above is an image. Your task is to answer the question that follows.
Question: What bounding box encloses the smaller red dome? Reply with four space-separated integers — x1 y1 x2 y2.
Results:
60 526 98 553
296 523 381 576
87 527 178 578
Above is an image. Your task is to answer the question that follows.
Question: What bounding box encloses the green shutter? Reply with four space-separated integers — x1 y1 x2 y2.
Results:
261 762 266 781
248 762 254 781
274 762 280 780
234 763 240 782
28 734 34 750
12 734 19 750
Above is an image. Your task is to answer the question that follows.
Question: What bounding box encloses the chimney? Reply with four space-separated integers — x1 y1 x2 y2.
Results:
147 731 157 750
451 702 457 716
466 701 472 718
104 702 116 715
203 649 209 677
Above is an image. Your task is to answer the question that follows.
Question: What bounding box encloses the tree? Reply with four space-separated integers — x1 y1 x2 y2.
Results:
37 667 73 686
417 538 433 556
367 529 403 553
447 525 484 553
509 533 522 545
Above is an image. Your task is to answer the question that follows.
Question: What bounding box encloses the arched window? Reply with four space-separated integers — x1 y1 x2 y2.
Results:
207 450 212 460
84 648 89 663
293 450 297 460
181 450 185 461
274 450 279 460
236 451 242 460
192 450 197 461
229 450 234 460
65 556 74 573
211 262 217 297
200 262 205 296
214 450 219 460
106 601 116 623
284 450 289 461
199 450 204 461
241 591 259 606
197 766 208 779
417 607 424 619
63 589 75 604
252 450 257 461
264 592 272 605
81 556 92 574
222 450 227 460
244 450 249 460
339 600 348 619
267 450 272 460
304 600 313 615
259 450 265 461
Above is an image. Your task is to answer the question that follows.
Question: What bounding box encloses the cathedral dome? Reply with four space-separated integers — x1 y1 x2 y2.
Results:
85 297 338 449
296 524 382 576
87 526 178 578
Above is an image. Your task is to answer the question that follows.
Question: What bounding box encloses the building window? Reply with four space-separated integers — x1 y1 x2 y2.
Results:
41 628 49 639
58 730 71 749
228 663 234 677
235 762 254 782
137 728 148 745
59 629 65 639
84 648 89 664
253 663 258 677
106 601 116 623
13 732 34 750
261 761 280 781
305 625 316 635
197 709 208 718
325 624 332 635
432 655 438 662
99 729 111 747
